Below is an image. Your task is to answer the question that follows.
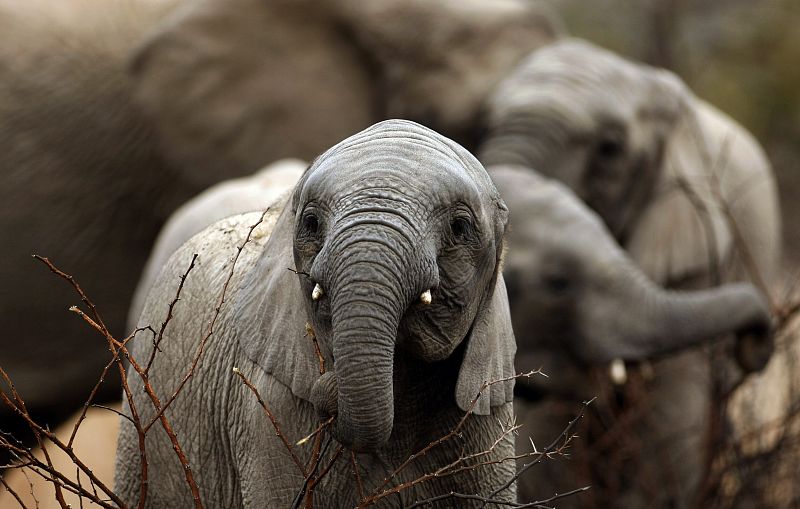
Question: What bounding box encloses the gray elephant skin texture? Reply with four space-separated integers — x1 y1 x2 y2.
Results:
115 121 518 507
480 40 780 508
0 0 560 451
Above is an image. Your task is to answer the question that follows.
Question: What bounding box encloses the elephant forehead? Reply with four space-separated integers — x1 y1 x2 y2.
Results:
304 120 498 206
492 39 682 124
309 149 481 199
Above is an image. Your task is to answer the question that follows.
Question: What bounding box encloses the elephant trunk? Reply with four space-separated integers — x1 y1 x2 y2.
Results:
478 116 562 170
595 262 773 369
311 232 416 451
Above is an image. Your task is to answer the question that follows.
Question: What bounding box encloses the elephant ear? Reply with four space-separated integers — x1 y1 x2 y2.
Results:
455 259 517 415
233 172 321 401
624 94 733 287
129 0 374 188
332 0 563 144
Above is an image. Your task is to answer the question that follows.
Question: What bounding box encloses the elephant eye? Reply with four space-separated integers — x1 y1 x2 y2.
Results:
594 133 626 160
450 216 473 239
301 213 319 234
543 273 572 295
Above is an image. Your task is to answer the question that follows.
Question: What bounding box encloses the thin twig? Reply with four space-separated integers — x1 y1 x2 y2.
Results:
296 416 334 446
0 475 30 509
351 452 365 504
32 255 108 333
304 323 325 375
145 254 198 374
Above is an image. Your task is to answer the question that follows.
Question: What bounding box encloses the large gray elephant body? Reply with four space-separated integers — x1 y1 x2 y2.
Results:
480 40 780 508
0 0 183 435
116 121 518 507
0 0 559 446
131 0 562 187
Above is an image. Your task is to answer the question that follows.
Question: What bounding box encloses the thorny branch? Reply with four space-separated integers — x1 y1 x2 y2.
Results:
3 212 270 508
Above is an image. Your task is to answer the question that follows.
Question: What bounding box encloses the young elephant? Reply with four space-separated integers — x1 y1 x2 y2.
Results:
489 165 773 507
479 39 780 508
115 121 517 507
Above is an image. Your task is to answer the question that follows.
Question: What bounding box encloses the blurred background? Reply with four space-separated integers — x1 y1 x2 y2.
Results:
554 0 799 266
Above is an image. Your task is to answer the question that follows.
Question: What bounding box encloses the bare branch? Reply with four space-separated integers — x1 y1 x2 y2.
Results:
145 254 198 374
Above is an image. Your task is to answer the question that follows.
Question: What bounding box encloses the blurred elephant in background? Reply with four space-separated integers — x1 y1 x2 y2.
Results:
490 165 773 507
0 0 182 457
130 0 562 189
0 0 560 454
480 40 781 507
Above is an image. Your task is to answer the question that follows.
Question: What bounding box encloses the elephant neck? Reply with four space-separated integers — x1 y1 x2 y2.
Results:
389 347 462 449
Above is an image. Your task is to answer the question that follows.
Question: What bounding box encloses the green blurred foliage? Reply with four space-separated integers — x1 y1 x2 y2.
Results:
549 0 800 261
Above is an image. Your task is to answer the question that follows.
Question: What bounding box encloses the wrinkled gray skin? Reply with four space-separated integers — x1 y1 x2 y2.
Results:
0 0 559 449
480 40 780 508
115 121 518 507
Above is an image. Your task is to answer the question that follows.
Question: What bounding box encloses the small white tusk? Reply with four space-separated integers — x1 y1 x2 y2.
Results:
420 289 432 305
312 283 324 301
609 358 627 386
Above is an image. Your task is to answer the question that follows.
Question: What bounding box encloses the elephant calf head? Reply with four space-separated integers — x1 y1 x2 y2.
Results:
236 120 515 452
490 165 773 396
480 38 687 243
479 38 780 288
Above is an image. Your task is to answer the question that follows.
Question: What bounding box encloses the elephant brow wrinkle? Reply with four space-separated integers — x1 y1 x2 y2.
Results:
337 206 419 235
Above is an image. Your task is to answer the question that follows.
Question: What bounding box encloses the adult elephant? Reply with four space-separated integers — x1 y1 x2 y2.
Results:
479 39 781 507
116 121 519 507
0 0 183 451
0 0 560 452
130 0 562 189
